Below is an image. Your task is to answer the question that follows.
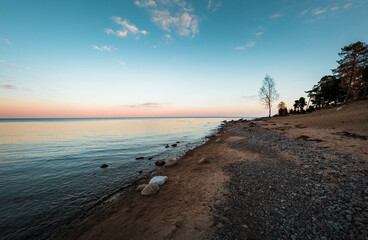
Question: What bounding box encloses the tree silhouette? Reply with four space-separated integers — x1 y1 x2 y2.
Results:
293 100 299 112
259 75 279 117
277 101 288 116
333 41 368 102
299 97 307 112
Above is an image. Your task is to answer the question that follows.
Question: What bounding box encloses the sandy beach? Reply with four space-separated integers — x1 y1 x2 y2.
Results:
58 100 368 240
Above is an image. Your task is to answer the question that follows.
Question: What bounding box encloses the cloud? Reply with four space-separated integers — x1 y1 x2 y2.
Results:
124 102 162 108
1 84 16 89
312 8 326 15
136 0 200 38
92 45 116 52
0 59 17 67
207 0 222 13
0 38 11 45
256 32 263 38
165 33 172 40
235 41 256 51
270 13 281 19
135 0 156 7
105 17 148 38
119 60 126 66
344 3 352 9
104 28 115 35
300 9 309 16
112 16 148 36
241 95 258 100
330 6 340 11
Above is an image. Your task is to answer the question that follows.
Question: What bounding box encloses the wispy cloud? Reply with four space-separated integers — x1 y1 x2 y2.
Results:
0 38 11 45
1 84 16 89
119 59 126 66
270 13 281 19
92 45 116 52
165 33 172 40
256 32 263 38
344 3 352 9
312 8 326 15
135 0 156 7
0 59 17 67
136 0 200 38
207 0 222 13
124 102 162 108
105 17 148 38
235 41 256 51
241 95 258 100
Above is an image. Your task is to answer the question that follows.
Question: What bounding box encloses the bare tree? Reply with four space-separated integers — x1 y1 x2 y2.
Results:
259 75 279 117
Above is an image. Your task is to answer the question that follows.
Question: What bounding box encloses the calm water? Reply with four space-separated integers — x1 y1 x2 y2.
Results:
0 117 237 239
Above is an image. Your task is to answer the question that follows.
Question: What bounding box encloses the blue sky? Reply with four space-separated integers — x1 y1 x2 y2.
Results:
0 0 367 117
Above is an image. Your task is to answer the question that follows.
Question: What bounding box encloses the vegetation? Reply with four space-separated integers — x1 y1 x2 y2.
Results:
284 41 368 115
277 101 288 116
259 75 279 117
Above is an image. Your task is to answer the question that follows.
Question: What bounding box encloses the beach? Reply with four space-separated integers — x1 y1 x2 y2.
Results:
59 100 368 240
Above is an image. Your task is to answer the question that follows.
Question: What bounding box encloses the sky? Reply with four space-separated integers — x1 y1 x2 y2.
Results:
0 0 367 118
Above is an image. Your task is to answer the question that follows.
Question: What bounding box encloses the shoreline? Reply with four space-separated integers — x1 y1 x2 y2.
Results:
58 101 367 239
51 121 227 239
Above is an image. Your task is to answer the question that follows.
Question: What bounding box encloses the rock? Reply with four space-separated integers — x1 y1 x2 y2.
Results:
141 184 160 196
198 157 209 164
135 156 144 160
149 176 168 185
148 157 153 160
215 138 222 143
138 170 143 174
165 160 177 167
165 144 169 148
100 164 108 168
172 143 178 147
155 160 165 166
136 184 147 191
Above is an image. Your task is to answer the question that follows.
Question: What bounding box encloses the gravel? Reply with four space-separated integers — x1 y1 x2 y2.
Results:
212 121 368 240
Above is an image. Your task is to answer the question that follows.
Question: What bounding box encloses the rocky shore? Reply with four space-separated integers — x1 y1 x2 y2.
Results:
212 121 367 240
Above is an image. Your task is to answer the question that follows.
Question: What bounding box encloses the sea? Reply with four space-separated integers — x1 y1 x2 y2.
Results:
0 117 241 239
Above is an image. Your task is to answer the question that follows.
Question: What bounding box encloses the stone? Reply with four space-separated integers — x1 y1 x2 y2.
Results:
165 160 177 167
100 164 108 168
138 170 143 174
141 184 160 196
198 157 209 164
148 157 153 160
165 144 169 148
155 160 165 166
149 176 168 185
172 143 178 147
135 156 144 160
215 138 222 143
136 184 147 191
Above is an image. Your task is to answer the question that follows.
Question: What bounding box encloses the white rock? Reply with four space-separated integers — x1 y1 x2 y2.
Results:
215 138 222 143
149 176 168 185
141 184 160 196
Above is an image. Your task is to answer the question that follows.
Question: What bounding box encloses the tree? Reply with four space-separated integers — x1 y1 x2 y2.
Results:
259 75 279 117
293 100 299 112
333 41 368 102
277 101 288 116
299 97 307 112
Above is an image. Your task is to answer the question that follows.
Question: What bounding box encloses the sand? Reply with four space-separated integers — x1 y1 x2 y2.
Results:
58 100 368 240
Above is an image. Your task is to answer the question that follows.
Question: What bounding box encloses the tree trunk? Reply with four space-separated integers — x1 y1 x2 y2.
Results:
268 103 271 117
344 55 356 102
